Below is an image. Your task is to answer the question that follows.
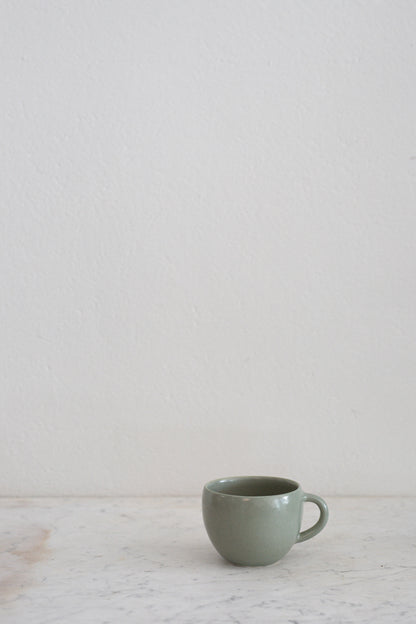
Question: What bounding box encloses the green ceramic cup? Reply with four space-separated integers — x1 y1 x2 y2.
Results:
202 476 328 566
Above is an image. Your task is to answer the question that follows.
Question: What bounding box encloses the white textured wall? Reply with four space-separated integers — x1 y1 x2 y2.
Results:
1 1 416 496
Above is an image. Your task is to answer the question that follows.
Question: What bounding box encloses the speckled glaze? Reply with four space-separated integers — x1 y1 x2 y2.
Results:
202 476 328 566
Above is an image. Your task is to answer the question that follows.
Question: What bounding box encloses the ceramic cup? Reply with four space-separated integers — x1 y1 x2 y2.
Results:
202 475 328 566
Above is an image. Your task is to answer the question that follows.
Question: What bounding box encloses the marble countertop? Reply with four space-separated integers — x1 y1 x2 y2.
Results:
1 497 415 623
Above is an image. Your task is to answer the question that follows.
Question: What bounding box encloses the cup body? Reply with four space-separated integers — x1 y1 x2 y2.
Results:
202 476 306 566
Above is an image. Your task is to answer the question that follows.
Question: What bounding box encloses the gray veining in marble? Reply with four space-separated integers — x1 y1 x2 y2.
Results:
1 497 415 623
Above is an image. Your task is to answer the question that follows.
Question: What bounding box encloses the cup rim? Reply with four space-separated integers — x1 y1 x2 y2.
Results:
204 475 300 498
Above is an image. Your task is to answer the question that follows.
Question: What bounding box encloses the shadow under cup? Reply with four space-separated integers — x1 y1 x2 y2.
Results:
202 476 328 566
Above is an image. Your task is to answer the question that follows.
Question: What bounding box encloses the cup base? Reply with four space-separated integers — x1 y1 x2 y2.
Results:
222 556 283 567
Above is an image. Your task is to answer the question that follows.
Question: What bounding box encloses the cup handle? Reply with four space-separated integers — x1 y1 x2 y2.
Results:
296 492 329 543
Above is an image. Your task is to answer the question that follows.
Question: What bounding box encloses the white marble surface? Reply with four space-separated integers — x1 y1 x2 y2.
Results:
0 497 415 623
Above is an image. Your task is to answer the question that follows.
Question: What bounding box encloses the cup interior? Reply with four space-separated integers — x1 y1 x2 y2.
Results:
205 476 299 497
